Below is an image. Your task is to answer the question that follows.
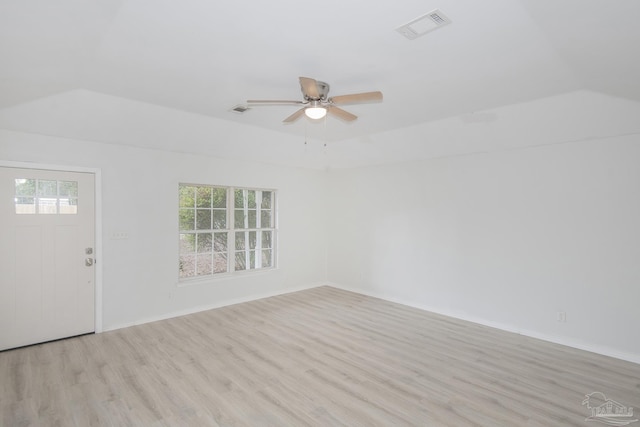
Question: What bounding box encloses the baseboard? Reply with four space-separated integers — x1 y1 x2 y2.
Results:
326 282 640 365
103 282 326 332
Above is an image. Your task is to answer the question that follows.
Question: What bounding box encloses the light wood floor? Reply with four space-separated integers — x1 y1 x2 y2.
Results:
1 286 639 426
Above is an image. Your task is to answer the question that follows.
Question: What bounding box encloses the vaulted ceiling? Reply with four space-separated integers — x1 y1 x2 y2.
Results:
1 0 639 166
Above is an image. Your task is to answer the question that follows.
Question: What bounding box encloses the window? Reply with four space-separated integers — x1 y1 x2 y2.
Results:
233 188 275 272
14 178 78 214
179 184 276 280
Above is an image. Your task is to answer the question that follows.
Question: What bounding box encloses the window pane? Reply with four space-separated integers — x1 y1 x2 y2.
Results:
39 198 58 214
197 233 212 252
179 209 195 230
247 190 256 208
38 180 57 197
196 209 212 230
59 198 78 214
15 197 36 214
58 181 78 197
235 232 246 250
249 251 256 269
214 253 227 273
214 232 227 252
180 234 196 253
212 188 226 208
213 209 226 229
15 179 36 196
262 191 272 209
197 254 213 276
235 252 246 271
196 187 212 208
261 210 271 228
179 254 196 278
262 231 272 249
234 210 245 228
262 250 272 268
179 185 195 208
234 189 244 208
248 210 257 228
249 231 257 250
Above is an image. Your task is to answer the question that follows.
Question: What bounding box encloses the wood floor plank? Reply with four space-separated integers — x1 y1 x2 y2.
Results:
1 286 639 426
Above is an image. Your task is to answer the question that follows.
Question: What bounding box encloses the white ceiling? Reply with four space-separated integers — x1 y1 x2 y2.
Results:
1 0 639 162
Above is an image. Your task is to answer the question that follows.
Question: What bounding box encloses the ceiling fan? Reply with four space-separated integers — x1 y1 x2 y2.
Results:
247 77 383 123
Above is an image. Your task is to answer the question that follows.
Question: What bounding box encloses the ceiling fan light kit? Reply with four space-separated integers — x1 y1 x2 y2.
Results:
305 107 327 120
246 77 383 124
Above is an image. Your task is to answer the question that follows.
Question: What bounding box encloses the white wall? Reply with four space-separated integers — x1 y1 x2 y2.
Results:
0 128 328 330
327 134 640 362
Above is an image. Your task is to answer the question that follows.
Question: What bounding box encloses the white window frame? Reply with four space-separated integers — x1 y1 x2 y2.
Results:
178 184 277 282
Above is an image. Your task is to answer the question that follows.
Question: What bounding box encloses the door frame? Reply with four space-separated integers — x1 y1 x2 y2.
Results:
0 160 103 333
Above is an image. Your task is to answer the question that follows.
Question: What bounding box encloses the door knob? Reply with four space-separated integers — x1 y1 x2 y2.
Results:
85 258 94 267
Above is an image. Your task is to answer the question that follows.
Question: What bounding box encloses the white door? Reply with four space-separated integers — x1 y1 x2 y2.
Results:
0 167 95 351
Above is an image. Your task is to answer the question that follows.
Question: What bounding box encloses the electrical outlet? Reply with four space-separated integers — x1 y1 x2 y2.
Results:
557 311 567 322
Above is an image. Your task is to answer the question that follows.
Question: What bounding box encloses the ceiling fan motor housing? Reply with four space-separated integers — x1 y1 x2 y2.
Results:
302 80 330 100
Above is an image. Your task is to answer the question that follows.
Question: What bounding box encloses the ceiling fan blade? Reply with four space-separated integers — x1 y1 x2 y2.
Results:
283 108 306 123
247 99 305 106
327 106 357 122
299 77 320 99
330 91 383 105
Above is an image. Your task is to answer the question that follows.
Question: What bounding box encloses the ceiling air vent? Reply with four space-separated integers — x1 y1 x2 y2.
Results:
396 9 451 40
230 104 250 114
